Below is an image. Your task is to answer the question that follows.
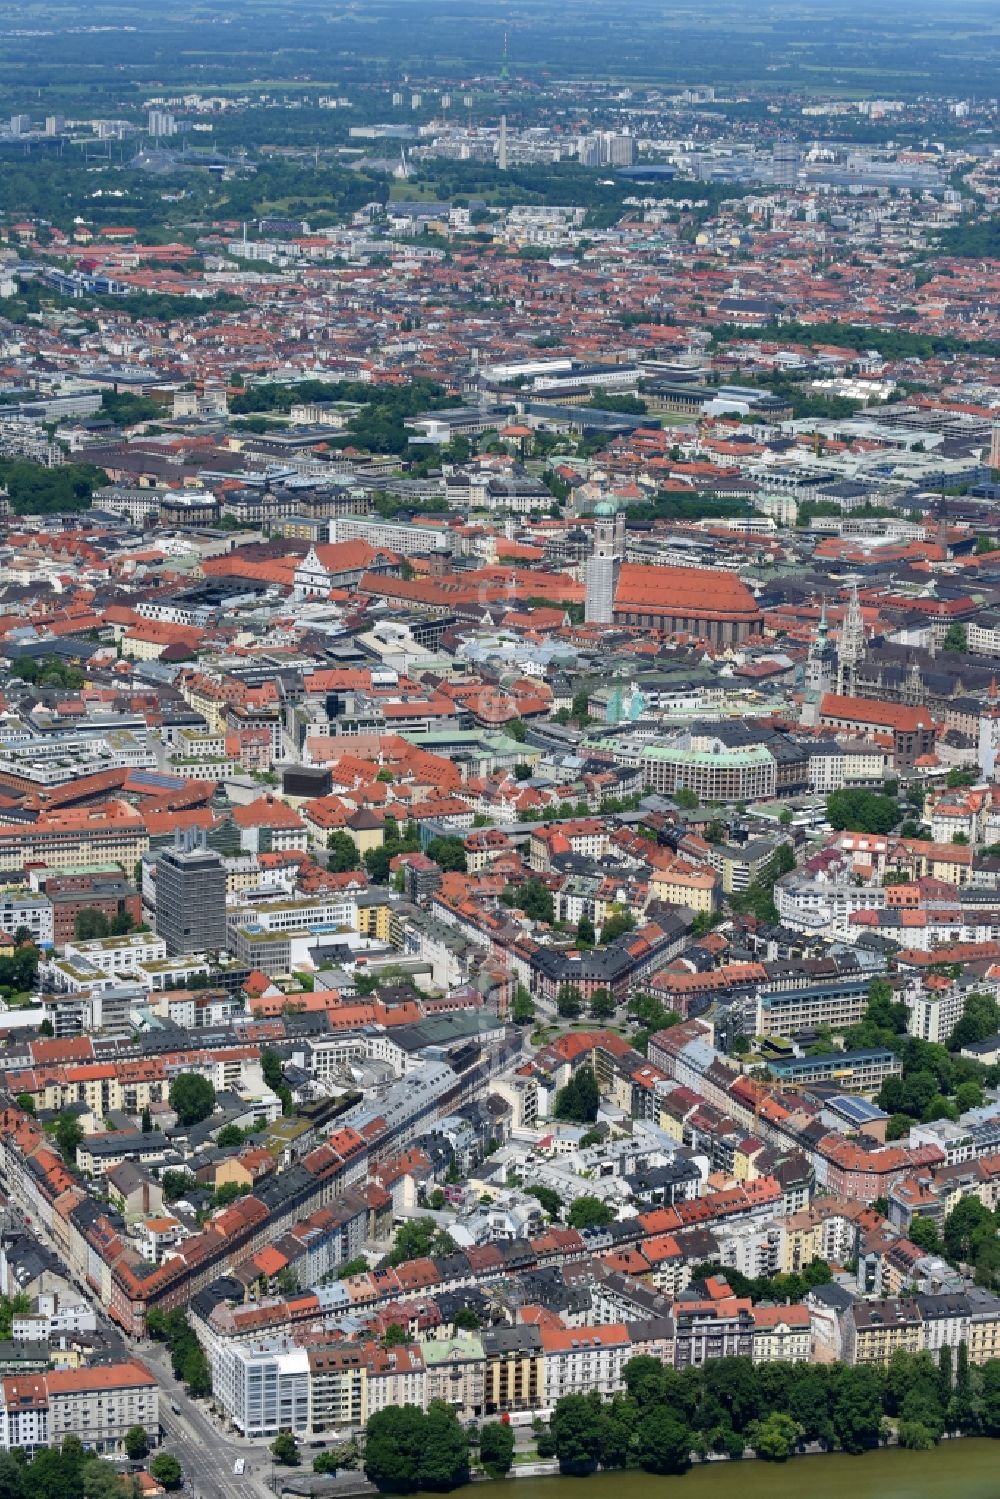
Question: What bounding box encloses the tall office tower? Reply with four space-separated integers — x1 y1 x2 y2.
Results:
601 132 635 168
9 116 31 137
498 114 508 171
577 136 601 168
772 139 800 187
44 115 65 137
155 829 227 956
585 503 626 625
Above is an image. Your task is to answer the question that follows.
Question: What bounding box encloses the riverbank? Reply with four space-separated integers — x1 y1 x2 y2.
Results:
419 1438 1000 1499
277 1435 1000 1499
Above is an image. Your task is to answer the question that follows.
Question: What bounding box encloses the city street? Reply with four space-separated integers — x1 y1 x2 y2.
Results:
155 1381 273 1499
0 1199 275 1499
147 1334 324 1499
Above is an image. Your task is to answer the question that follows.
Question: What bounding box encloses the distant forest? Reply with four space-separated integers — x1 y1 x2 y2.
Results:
0 0 999 107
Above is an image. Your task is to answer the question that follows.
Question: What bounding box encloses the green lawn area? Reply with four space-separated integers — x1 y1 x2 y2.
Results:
256 196 342 213
570 1019 629 1034
4 992 35 1008
656 411 700 427
389 180 446 202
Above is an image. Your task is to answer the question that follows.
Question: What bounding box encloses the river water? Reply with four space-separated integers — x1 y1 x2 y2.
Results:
453 1440 1000 1499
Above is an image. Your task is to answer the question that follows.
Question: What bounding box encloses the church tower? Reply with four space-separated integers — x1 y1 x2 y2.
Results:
902 658 923 707
585 502 625 625
837 584 864 697
801 599 834 725
979 679 1000 781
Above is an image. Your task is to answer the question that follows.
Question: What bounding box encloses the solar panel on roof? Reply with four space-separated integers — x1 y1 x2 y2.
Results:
127 770 187 790
828 1094 886 1122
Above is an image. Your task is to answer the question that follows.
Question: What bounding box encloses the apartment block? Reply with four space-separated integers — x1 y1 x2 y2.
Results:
0 1361 158 1454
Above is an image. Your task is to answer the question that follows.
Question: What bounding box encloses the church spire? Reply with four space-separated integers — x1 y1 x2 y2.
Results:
979 678 1000 779
837 584 864 696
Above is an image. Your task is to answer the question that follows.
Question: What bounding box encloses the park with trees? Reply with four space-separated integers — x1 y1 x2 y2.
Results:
825 788 902 835
364 1401 470 1491
0 1433 170 1499
0 457 108 516
358 1346 1000 1489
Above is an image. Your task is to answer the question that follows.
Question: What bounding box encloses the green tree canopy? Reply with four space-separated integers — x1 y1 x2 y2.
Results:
590 986 616 1020
826 789 900 835
364 1403 469 1493
525 1184 563 1220
123 1426 149 1461
364 1404 426 1491
555 983 583 1019
832 1365 885 1453
420 1402 471 1490
73 908 111 941
551 1392 605 1473
634 1405 693 1473
567 1194 614 1230
502 878 554 923
53 1112 83 1164
948 992 1000 1051
478 1421 514 1478
511 985 535 1024
426 835 467 872
168 1072 215 1127
387 1216 456 1267
600 910 636 943
750 1411 801 1461
327 830 360 872
554 1064 599 1122
150 1455 183 1491
0 457 108 516
271 1431 300 1466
